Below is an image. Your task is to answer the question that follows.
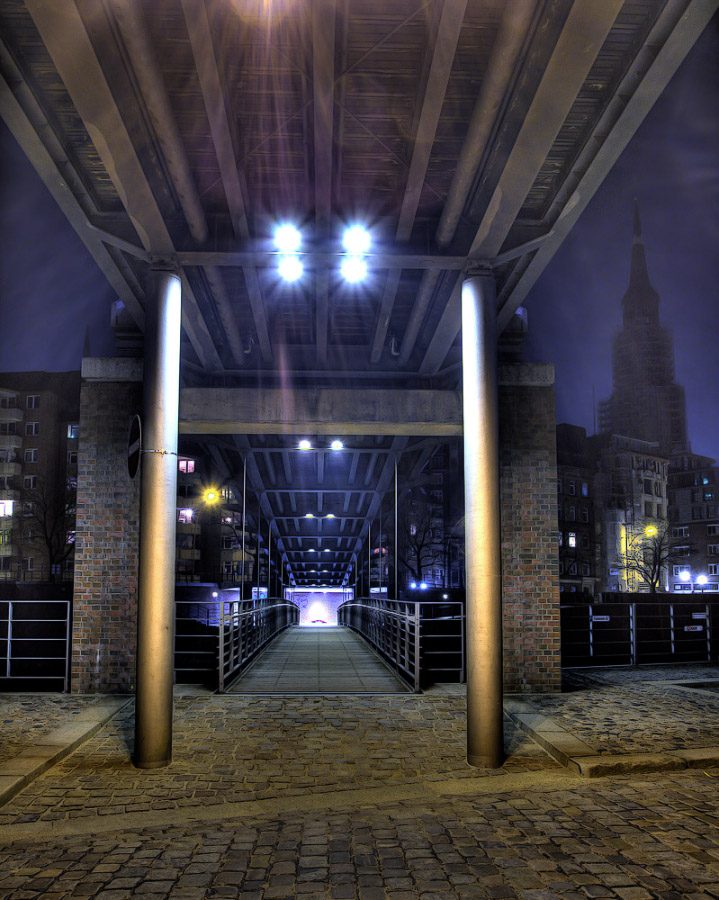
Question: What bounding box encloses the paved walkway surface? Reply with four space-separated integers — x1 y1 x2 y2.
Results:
1 663 718 899
229 628 409 693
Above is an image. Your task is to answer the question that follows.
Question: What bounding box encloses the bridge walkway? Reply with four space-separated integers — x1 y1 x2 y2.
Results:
227 625 409 693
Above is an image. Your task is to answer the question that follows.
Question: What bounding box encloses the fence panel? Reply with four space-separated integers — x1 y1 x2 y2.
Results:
0 598 71 690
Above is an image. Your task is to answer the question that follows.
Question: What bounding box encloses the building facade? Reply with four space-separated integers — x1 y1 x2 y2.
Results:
0 372 80 582
668 451 719 594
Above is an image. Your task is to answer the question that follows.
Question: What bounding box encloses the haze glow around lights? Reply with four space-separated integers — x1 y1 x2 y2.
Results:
298 439 312 450
330 439 343 450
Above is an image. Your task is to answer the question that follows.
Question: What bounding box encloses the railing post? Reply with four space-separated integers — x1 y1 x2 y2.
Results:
707 603 711 661
218 601 225 693
414 602 421 693
6 600 12 678
670 603 675 656
630 602 637 666
64 599 72 692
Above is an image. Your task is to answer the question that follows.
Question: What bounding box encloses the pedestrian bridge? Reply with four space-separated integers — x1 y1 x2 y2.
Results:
227 627 409 694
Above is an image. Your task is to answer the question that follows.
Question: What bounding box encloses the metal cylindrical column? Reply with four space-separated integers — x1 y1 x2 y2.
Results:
134 268 182 769
461 271 503 769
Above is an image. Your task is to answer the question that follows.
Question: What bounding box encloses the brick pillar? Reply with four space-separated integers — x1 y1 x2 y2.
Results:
72 359 142 693
498 363 560 693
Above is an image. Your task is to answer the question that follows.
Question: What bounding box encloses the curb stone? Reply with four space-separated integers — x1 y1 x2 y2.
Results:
0 697 131 807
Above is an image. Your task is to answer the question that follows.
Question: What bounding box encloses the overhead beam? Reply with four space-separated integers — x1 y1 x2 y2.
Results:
176 249 467 270
468 0 624 259
370 0 466 364
180 0 273 363
24 0 221 369
179 388 463 436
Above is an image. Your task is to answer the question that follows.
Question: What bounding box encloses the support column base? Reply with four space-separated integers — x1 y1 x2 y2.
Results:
467 754 505 770
133 757 171 770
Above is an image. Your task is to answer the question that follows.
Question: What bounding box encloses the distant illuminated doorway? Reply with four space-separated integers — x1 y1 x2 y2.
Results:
287 588 353 627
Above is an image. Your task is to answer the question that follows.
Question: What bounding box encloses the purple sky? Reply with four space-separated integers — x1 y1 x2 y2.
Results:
0 14 717 456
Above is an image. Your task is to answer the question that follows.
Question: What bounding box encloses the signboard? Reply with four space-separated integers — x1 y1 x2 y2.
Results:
592 615 610 623
692 612 707 619
684 625 703 632
127 415 142 479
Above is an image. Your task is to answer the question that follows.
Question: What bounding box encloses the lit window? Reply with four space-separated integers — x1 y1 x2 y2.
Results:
178 508 194 524
568 533 576 548
67 424 79 439
25 422 40 436
0 530 9 544
24 449 38 463
26 395 40 410
178 458 195 474
581 482 588 497
673 565 690 577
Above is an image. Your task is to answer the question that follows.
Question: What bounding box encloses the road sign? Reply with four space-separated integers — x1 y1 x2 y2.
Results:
128 415 142 479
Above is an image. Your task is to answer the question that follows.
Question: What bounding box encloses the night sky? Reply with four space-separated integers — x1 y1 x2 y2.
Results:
0 14 717 456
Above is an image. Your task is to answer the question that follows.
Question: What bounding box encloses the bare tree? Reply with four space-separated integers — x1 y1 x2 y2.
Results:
613 520 677 594
397 498 444 584
13 476 76 582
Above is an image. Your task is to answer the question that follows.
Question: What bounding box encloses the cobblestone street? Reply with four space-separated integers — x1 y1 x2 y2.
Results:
1 665 718 899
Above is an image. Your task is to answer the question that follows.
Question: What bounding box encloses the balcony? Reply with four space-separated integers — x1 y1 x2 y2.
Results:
0 461 21 478
0 545 13 557
177 548 200 561
0 434 22 453
0 406 22 424
177 521 200 536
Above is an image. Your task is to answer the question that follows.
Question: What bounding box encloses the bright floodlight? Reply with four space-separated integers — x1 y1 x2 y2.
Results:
325 513 335 519
298 439 312 450
679 570 691 582
275 223 301 253
410 582 417 590
341 256 367 283
305 513 314 518
342 225 370 254
330 439 344 451
279 254 303 282
324 548 331 552
419 582 428 590
697 574 708 585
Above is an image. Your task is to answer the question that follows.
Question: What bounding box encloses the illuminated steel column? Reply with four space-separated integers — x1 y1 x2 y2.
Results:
134 267 182 770
461 269 503 768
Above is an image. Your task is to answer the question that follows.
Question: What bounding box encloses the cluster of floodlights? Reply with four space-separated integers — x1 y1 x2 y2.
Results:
298 439 343 451
274 224 371 283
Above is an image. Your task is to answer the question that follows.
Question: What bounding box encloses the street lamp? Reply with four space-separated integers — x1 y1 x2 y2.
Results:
697 574 708 593
679 569 693 592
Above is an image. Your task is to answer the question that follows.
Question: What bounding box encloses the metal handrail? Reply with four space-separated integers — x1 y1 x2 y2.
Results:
338 597 466 692
218 596 299 691
0 598 71 690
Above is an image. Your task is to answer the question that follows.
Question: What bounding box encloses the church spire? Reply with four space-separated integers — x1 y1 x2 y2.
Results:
622 197 659 325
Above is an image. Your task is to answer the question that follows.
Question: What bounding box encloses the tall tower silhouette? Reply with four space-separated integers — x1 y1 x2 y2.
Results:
598 200 688 454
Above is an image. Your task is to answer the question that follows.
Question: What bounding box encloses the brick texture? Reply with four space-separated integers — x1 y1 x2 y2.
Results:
72 379 141 693
499 384 561 693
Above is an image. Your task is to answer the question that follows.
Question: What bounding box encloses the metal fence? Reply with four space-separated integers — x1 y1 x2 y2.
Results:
0 598 71 690
561 600 719 667
338 597 465 692
175 589 299 690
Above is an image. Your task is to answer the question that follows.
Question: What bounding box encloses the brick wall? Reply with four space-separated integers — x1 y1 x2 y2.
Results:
499 381 561 693
72 369 142 693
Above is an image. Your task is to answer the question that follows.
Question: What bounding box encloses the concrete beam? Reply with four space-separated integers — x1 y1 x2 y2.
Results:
179 388 463 436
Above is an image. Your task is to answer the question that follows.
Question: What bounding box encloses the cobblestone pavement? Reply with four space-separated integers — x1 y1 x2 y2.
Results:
0 694 555 828
2 768 719 900
520 665 719 755
0 695 117 765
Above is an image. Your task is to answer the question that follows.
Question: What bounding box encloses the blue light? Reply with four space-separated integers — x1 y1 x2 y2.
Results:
410 581 417 589
279 255 303 282
419 582 428 590
274 223 301 253
340 256 367 283
342 225 371 254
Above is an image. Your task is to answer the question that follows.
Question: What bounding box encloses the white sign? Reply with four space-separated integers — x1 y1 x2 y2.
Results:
592 615 610 623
